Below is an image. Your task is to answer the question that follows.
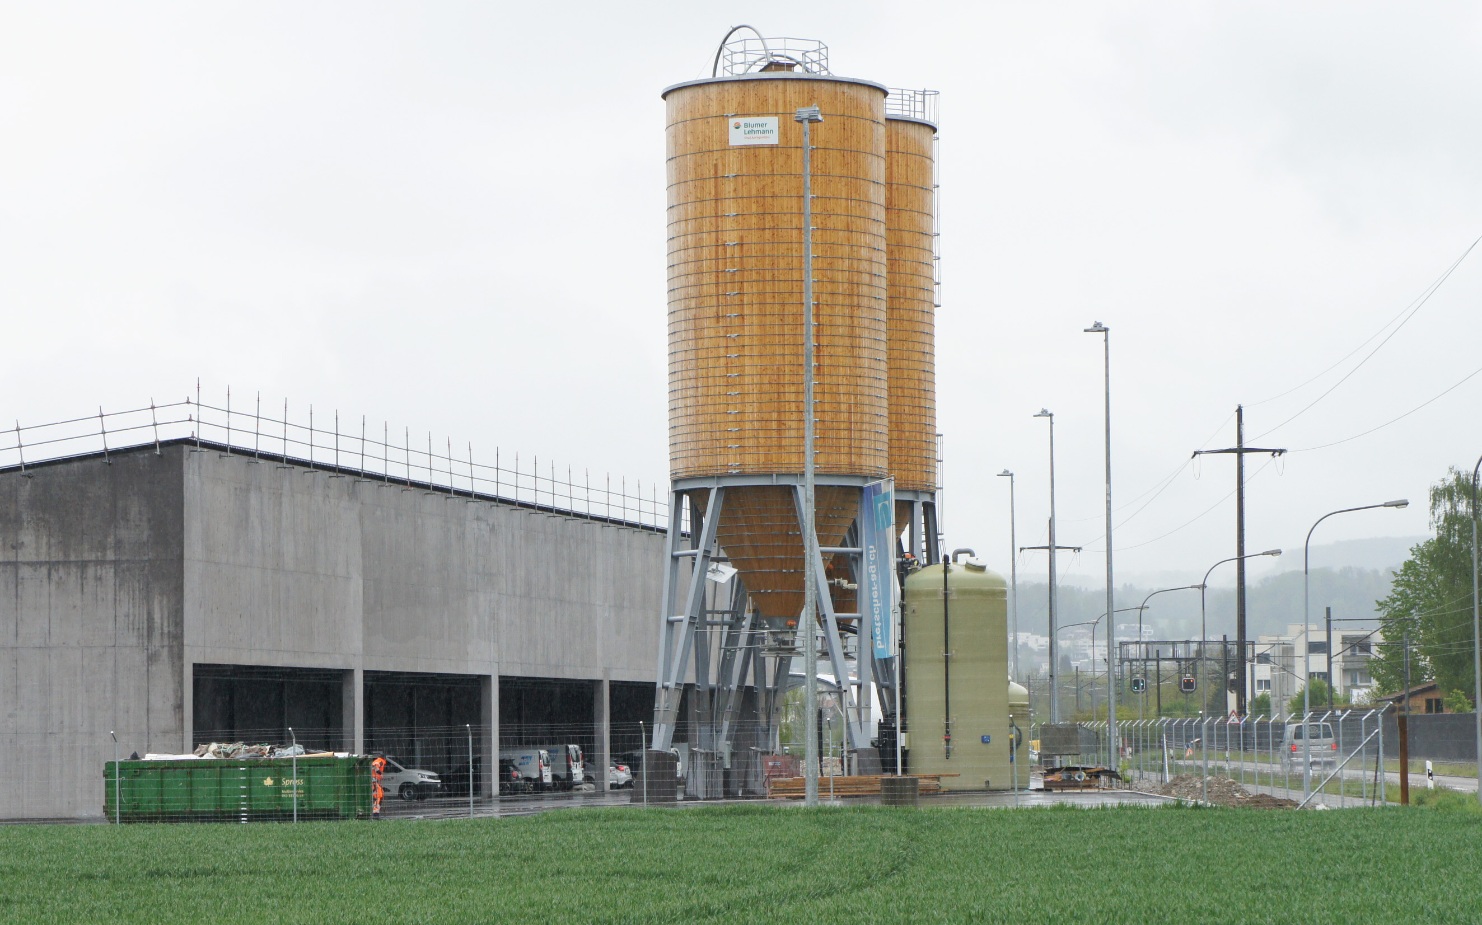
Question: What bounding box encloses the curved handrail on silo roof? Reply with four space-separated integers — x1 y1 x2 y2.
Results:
711 28 830 77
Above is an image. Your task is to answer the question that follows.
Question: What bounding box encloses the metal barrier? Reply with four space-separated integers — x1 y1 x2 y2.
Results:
1117 708 1417 806
1 389 669 530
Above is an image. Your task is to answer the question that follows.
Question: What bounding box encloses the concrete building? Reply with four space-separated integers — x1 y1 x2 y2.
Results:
1252 624 1382 713
1 439 665 819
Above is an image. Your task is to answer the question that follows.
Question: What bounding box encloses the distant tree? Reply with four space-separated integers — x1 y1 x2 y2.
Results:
1249 693 1271 717
1287 678 1332 716
1374 469 1478 697
1444 689 1475 714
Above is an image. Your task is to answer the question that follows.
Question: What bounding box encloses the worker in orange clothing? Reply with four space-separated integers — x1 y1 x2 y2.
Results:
371 755 387 819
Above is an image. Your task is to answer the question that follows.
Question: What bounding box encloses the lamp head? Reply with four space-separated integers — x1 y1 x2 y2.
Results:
1383 499 1409 509
1034 409 1052 419
794 106 823 123
997 469 1013 478
1084 321 1108 333
1259 548 1283 557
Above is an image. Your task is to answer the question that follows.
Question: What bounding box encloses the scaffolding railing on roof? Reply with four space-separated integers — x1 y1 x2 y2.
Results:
0 388 671 531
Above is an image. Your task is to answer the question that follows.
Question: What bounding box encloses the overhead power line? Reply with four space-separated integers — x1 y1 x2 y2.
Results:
1290 360 1482 453
1250 233 1481 441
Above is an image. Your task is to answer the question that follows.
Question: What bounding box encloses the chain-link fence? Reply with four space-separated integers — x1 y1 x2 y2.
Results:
1118 708 1480 806
30 718 852 823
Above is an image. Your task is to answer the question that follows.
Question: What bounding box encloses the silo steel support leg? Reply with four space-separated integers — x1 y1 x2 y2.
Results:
716 586 754 750
793 485 869 750
653 487 725 749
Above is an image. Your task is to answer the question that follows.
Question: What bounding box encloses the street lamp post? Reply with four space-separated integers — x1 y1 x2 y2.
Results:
1034 409 1060 723
1063 607 1139 760
795 104 824 808
1134 584 1205 723
1303 500 1408 800
997 469 1019 680
1201 550 1283 713
1199 550 1281 803
1084 321 1117 763
1470 454 1481 808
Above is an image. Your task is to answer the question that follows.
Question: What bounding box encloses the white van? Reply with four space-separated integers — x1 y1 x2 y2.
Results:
1281 721 1337 771
499 748 553 790
544 744 585 791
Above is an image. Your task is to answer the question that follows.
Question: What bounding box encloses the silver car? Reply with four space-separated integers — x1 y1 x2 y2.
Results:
1280 722 1337 771
380 756 443 801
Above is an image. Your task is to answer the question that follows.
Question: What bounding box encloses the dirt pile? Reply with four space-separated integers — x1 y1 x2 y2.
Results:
1139 774 1297 809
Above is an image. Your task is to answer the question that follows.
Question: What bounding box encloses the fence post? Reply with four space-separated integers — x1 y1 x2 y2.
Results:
1369 705 1381 806
1360 710 1369 804
289 726 297 823
1337 709 1348 808
110 730 120 824
467 724 474 819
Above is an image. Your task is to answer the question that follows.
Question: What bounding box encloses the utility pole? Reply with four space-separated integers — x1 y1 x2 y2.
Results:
1325 606 1334 712
1403 629 1411 716
1021 532 1082 724
1192 405 1286 715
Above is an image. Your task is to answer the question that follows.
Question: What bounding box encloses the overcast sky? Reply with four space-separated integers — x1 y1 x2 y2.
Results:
3 2 1479 592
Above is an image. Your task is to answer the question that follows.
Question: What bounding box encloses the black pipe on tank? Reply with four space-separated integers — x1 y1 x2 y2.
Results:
942 553 952 759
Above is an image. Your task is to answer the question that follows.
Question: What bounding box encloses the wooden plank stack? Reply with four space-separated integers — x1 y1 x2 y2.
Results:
766 774 952 799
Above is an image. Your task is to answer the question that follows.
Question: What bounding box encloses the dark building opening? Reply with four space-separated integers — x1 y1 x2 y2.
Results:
192 663 345 749
364 671 483 790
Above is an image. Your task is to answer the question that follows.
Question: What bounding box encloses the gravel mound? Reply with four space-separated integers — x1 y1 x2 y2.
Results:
1137 774 1297 809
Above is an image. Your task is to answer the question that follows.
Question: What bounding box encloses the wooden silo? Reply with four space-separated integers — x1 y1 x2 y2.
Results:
884 109 938 496
651 35 942 789
662 70 888 621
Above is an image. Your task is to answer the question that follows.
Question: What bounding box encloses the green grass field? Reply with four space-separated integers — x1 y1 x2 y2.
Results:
3 804 1480 924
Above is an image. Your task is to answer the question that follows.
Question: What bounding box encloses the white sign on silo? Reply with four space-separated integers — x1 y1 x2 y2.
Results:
729 117 779 145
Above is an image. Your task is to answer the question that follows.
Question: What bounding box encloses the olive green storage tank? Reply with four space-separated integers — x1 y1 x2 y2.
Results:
904 556 1010 790
1008 679 1030 730
1008 679 1031 780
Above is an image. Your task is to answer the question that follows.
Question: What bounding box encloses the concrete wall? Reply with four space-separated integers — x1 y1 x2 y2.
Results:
182 446 662 681
0 449 185 819
2 442 667 818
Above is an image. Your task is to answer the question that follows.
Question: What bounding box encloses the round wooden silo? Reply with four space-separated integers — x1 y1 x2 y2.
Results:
884 113 937 493
664 72 888 619
663 74 889 481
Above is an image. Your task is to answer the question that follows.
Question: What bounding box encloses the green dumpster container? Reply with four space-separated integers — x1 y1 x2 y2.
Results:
103 756 372 823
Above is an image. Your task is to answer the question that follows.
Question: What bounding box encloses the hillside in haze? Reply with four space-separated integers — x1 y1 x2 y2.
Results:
1012 562 1398 668
1051 536 1423 595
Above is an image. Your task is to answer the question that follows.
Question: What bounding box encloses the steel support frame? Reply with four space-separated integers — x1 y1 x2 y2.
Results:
653 486 726 749
652 477 939 778
792 483 870 749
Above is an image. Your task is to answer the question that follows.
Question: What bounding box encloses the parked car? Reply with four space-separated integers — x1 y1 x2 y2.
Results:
379 756 442 801
584 761 633 788
1280 721 1337 771
498 758 532 795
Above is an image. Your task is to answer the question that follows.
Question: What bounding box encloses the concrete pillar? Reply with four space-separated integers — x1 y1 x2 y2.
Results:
595 675 611 791
182 661 195 753
481 673 497 798
343 667 364 755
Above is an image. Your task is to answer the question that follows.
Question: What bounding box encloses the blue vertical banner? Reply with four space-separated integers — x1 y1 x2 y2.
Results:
863 478 896 660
